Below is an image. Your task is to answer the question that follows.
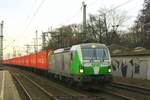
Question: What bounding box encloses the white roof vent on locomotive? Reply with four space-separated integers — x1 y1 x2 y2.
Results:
54 48 64 53
54 47 70 53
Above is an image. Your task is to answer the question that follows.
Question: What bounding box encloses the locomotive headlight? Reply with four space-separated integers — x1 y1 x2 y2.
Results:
108 68 112 73
80 68 84 73
92 44 96 48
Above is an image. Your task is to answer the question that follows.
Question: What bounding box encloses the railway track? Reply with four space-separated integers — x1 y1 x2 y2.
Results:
12 73 57 100
97 88 134 100
13 74 33 100
111 82 150 95
104 82 150 100
10 66 131 100
10 68 89 100
5 66 148 100
12 71 131 100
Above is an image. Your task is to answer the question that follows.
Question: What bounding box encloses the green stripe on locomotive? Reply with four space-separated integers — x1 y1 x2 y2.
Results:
70 50 81 75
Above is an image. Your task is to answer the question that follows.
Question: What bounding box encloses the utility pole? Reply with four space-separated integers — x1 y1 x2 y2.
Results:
41 30 54 50
7 53 10 59
103 14 109 44
42 32 46 50
13 47 16 57
35 30 38 52
0 21 4 63
82 1 87 42
82 1 87 33
33 30 41 52
25 44 30 55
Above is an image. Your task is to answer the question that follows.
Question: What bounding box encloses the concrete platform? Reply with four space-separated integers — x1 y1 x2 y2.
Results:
0 70 21 100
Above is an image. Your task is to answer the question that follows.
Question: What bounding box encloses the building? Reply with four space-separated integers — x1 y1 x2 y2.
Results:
109 44 150 80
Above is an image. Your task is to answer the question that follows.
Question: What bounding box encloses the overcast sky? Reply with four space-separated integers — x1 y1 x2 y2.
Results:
0 0 144 58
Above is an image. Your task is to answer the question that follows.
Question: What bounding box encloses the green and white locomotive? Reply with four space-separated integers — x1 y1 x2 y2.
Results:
48 43 112 86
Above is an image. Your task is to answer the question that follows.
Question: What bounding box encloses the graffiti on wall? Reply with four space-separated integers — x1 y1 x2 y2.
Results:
112 58 147 79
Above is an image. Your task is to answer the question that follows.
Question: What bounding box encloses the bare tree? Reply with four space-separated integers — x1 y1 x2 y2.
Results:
46 24 83 49
87 7 127 45
127 0 150 48
45 8 128 50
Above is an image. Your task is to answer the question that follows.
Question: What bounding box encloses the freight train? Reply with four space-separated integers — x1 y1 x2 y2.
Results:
3 43 112 86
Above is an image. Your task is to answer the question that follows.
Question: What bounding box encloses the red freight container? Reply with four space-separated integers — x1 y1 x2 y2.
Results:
33 51 48 70
3 50 49 70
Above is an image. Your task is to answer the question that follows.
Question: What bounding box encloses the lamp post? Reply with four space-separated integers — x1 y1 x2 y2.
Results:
112 25 119 32
112 25 119 44
0 21 4 64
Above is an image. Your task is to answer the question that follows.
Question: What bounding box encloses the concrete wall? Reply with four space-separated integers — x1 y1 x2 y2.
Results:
111 56 150 80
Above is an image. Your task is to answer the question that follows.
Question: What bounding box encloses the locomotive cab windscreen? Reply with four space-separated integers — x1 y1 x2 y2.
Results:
82 48 109 61
80 44 111 67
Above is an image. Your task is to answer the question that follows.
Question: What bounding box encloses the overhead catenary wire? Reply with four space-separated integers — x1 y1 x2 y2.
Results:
87 0 99 8
112 0 135 10
59 8 81 26
88 0 136 14
24 0 46 32
97 0 136 26
55 0 136 28
60 0 100 26
23 0 137 31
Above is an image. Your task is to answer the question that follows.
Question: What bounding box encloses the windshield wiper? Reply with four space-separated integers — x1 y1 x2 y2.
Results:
90 56 93 63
